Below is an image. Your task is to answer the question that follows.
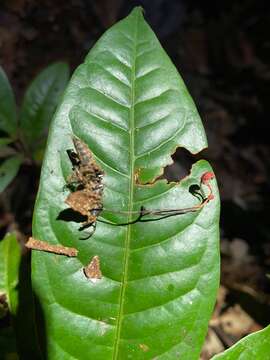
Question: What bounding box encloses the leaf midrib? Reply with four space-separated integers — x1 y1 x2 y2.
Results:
112 13 138 360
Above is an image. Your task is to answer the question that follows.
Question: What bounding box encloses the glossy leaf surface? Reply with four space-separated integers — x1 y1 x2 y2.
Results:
0 155 22 193
20 62 69 152
212 325 270 359
0 66 17 136
32 8 220 359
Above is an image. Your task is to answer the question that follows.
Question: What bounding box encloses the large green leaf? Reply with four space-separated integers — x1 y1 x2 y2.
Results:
32 8 220 359
0 155 22 193
0 66 17 136
19 62 69 152
212 325 270 359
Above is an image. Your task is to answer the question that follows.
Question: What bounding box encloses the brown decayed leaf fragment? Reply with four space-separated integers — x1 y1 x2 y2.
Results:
25 237 78 257
84 255 102 282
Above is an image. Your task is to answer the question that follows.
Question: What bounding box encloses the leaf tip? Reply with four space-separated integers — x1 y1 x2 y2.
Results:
130 6 145 19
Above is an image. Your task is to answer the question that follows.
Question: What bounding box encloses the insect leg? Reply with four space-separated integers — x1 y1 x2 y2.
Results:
79 222 96 240
66 149 80 167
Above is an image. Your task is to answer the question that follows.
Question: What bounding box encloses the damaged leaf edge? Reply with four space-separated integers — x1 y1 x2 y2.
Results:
135 141 209 186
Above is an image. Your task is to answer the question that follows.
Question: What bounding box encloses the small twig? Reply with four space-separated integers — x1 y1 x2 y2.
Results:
25 237 78 257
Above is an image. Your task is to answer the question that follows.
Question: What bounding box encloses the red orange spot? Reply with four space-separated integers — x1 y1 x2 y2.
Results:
201 171 215 184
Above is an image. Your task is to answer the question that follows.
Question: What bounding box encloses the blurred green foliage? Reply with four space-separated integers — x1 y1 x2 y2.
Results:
0 63 69 193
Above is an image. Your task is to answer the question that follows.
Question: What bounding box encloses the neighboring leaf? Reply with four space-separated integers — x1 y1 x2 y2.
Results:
0 137 12 149
0 235 41 359
32 7 220 359
0 66 17 136
0 146 17 159
20 62 69 152
212 325 270 359
0 243 5 295
0 233 21 315
0 155 22 193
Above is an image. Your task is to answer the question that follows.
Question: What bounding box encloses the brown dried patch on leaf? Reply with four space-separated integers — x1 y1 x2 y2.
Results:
84 255 102 282
25 237 78 257
139 344 149 352
134 168 142 185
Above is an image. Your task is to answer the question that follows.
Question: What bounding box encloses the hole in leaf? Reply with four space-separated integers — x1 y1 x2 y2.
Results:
163 147 194 182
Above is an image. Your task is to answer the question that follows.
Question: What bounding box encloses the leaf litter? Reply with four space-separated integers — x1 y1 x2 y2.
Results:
83 255 102 282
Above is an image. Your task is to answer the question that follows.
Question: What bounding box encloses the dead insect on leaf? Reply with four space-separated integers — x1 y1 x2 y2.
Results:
84 255 102 282
25 237 78 257
66 136 104 189
65 138 215 234
65 136 104 239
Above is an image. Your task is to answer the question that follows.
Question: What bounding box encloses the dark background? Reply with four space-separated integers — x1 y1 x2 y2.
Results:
1 0 270 357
